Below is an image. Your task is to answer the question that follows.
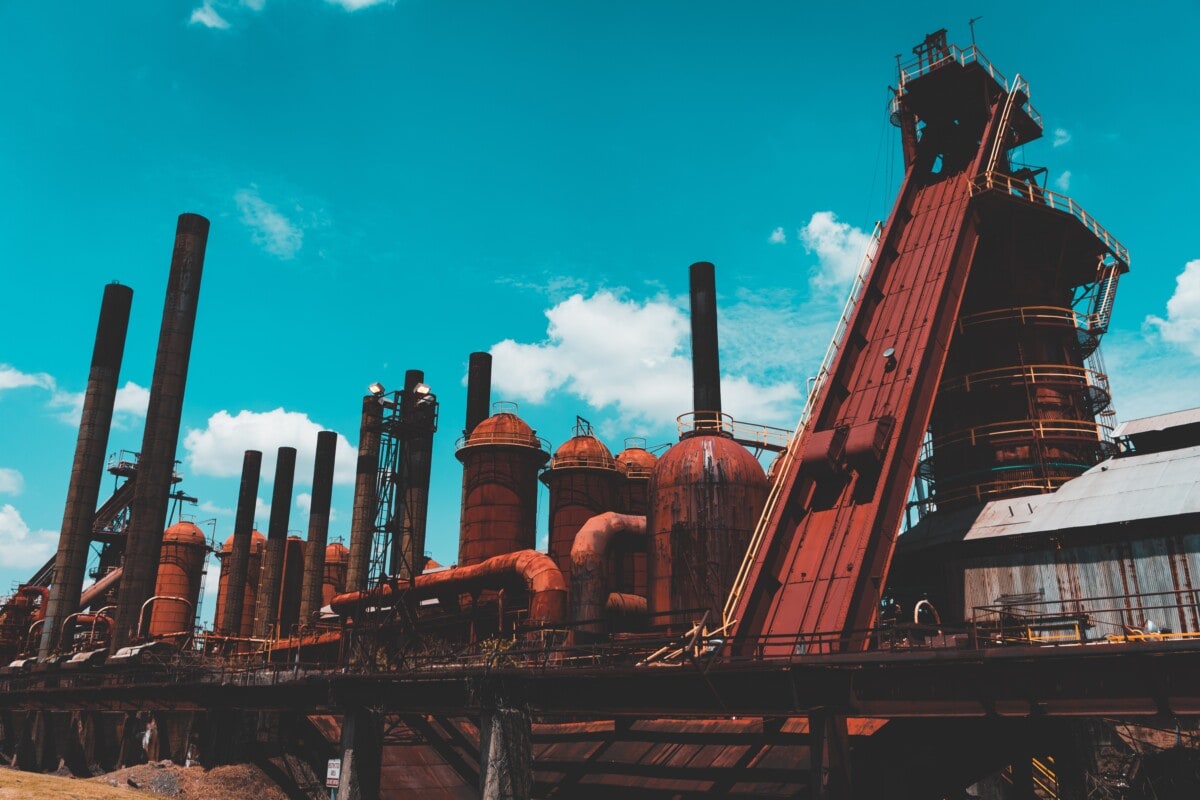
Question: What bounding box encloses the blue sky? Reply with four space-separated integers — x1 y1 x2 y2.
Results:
2 1 1198 624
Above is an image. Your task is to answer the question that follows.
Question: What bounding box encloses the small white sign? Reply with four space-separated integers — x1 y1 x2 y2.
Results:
326 758 342 788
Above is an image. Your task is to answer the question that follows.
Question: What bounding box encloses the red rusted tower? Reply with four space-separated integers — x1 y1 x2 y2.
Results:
148 521 207 639
214 530 266 639
542 418 620 576
456 403 550 567
612 439 657 596
731 31 1127 653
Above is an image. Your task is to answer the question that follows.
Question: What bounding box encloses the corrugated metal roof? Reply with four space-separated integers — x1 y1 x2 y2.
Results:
1112 406 1200 438
900 444 1200 549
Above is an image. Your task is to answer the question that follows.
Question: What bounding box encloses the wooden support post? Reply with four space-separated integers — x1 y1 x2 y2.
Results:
338 705 382 800
809 709 852 800
479 705 532 800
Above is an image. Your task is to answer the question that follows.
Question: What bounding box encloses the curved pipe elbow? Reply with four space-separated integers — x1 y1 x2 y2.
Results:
569 512 647 636
330 549 568 627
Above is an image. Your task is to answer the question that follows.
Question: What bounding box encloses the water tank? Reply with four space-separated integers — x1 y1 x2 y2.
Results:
542 430 619 576
148 521 208 638
648 434 768 627
277 536 306 633
612 440 658 596
213 530 266 638
321 542 349 606
456 404 550 567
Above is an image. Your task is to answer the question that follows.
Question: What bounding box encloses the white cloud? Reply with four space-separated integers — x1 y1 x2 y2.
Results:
183 408 354 487
235 186 304 260
189 1 231 29
198 500 234 517
48 380 150 428
799 211 874 291
1053 128 1071 148
1146 259 1200 357
490 290 800 428
325 0 392 9
296 492 311 514
1054 171 1072 191
0 504 59 570
255 496 271 526
0 469 24 496
0 364 54 392
768 227 787 245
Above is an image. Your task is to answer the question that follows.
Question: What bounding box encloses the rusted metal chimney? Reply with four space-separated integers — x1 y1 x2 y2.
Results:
218 449 262 636
393 369 435 581
39 282 133 657
253 446 296 638
111 214 208 651
689 261 722 430
465 352 492 437
299 430 338 622
345 395 382 593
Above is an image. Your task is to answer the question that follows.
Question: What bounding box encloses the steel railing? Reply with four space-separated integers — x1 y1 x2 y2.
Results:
968 170 1130 269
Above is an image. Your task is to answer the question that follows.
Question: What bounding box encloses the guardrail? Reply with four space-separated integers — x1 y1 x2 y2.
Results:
675 412 793 452
969 170 1130 269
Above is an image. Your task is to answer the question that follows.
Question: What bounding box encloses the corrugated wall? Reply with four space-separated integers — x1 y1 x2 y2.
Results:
958 530 1200 637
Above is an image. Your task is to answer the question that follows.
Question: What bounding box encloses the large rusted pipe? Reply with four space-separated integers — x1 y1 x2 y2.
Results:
218 450 261 636
253 446 296 638
569 512 647 637
689 262 722 429
78 566 123 611
395 369 435 581
111 214 208 652
331 550 567 626
299 431 338 622
465 351 492 437
345 395 382 593
40 283 133 657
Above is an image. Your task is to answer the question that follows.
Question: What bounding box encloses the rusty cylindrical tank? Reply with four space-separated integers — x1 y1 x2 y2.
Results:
218 449 262 636
253 446 297 638
542 428 620 576
299 430 338 622
40 282 133 657
322 542 349 606
456 404 550 567
112 214 209 651
613 439 658 596
148 522 207 638
213 530 267 638
345 395 382 593
648 434 768 628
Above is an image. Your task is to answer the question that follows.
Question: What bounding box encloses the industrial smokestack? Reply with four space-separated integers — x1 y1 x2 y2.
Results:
218 450 262 636
394 369 435 581
253 446 297 638
40 282 134 657
689 262 722 431
345 395 382 593
465 352 493 437
299 431 338 621
111 213 208 651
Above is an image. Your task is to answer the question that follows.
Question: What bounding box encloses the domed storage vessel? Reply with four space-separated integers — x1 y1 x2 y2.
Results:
456 403 550 567
214 530 267 638
542 424 620 575
148 521 208 639
322 541 349 606
648 433 768 627
613 439 658 596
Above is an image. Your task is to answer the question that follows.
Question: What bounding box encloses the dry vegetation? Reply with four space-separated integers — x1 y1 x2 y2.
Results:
0 762 291 800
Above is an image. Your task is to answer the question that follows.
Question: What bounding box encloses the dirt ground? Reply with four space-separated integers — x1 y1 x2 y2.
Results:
0 762 292 800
